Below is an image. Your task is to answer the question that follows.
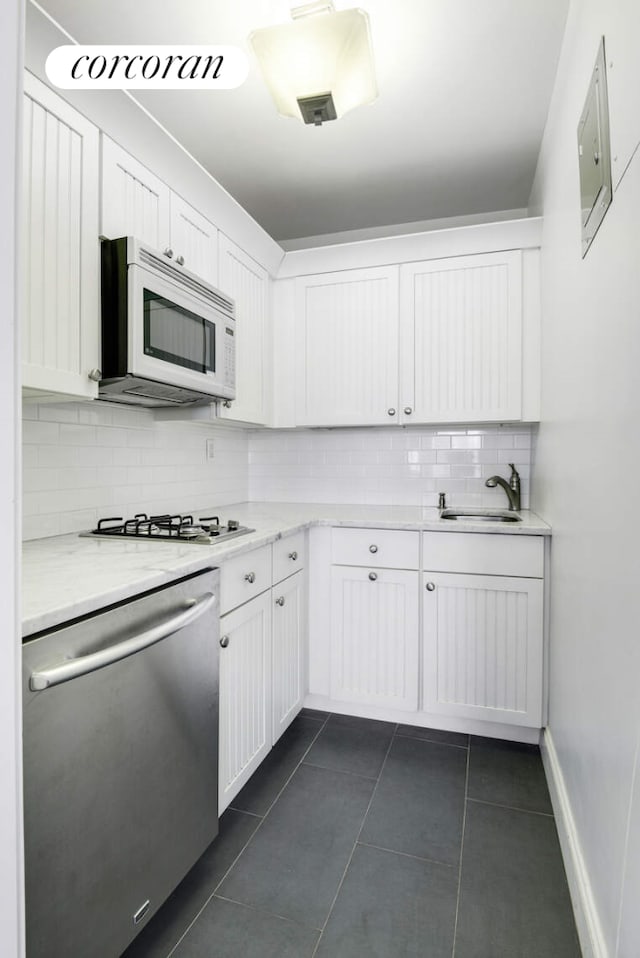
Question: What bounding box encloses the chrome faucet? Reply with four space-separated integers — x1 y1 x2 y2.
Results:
485 463 521 511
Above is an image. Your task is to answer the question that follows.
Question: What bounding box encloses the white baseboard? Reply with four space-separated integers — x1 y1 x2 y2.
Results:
541 729 609 958
304 694 542 744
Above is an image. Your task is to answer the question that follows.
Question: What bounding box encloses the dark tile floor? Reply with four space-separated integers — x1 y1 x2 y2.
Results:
122 711 581 958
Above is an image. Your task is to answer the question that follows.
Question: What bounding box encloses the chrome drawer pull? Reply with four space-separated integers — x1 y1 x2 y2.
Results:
275 596 285 606
425 582 436 592
288 551 298 561
369 572 378 581
220 635 230 648
244 572 256 584
369 544 378 554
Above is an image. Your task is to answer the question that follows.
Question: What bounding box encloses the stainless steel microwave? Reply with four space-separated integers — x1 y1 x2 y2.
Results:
99 237 236 407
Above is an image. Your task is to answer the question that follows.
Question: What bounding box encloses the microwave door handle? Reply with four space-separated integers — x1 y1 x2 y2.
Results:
29 592 217 692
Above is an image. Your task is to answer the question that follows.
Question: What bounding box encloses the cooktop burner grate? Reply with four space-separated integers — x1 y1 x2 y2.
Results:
80 513 254 545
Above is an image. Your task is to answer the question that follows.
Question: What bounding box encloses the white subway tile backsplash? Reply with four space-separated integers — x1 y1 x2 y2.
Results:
451 436 482 449
23 403 534 540
22 403 249 540
23 420 60 444
248 424 533 510
38 404 79 424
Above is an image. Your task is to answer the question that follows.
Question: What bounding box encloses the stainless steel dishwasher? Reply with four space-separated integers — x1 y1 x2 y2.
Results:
22 567 220 958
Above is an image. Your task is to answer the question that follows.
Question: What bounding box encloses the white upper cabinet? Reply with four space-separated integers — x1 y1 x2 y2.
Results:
101 137 218 284
295 266 400 426
101 136 170 249
218 234 270 425
400 251 523 423
169 193 218 286
292 250 526 428
22 73 100 400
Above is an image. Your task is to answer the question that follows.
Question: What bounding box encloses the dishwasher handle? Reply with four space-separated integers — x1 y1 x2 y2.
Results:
29 592 217 692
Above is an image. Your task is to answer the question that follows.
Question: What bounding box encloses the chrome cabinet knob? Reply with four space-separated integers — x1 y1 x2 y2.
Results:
220 635 230 648
222 400 232 408
404 406 413 415
176 254 185 266
288 551 298 561
369 544 378 554
387 408 396 416
275 596 285 607
163 247 174 259
369 572 378 581
244 572 256 584
425 582 436 592
88 368 102 382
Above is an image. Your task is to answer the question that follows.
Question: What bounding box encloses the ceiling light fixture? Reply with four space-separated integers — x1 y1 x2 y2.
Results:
249 1 377 126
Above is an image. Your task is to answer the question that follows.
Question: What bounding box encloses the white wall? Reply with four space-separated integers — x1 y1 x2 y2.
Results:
249 424 533 509
22 404 249 540
0 0 24 954
529 1 640 955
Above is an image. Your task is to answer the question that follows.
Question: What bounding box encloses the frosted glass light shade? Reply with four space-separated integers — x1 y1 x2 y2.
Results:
249 8 377 122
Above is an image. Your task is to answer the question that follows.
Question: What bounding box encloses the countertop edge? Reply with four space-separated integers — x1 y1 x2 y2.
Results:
22 504 551 637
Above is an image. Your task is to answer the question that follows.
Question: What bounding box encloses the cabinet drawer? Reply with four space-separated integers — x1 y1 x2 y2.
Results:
220 544 272 615
422 532 543 578
273 530 306 584
332 528 419 569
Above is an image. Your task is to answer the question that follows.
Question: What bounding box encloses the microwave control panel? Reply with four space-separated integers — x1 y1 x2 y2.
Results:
223 326 235 389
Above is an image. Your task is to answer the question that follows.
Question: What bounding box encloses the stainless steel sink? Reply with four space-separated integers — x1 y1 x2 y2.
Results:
440 508 522 522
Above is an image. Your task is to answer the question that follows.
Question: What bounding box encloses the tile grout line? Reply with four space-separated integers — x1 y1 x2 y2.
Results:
227 806 263 818
301 759 380 781
212 892 323 933
450 740 470 958
465 796 555 818
356 839 456 869
310 723 398 958
164 712 331 958
394 731 470 751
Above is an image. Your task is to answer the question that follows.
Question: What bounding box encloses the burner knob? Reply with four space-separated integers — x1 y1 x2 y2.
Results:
227 519 240 531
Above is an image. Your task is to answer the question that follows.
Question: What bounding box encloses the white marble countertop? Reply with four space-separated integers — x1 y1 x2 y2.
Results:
22 501 550 637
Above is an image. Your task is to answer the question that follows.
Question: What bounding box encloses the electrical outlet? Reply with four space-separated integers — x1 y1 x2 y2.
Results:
206 439 215 460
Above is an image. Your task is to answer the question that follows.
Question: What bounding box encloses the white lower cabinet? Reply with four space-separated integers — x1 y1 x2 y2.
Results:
219 536 307 813
218 590 272 813
422 571 544 728
330 565 419 711
310 526 546 738
272 570 305 743
421 531 545 729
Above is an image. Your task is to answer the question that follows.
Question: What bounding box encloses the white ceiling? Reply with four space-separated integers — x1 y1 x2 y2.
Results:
35 0 569 244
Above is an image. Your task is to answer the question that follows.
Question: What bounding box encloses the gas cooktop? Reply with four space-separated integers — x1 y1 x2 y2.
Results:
80 513 254 545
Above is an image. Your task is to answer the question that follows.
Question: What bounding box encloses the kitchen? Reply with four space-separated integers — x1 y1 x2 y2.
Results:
2 0 640 956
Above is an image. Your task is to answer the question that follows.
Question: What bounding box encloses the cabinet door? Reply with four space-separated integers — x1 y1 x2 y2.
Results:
101 135 171 248
400 252 522 423
422 572 543 727
219 591 272 813
218 234 270 425
331 566 419 711
169 193 218 286
22 73 100 400
295 267 400 426
272 571 305 744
